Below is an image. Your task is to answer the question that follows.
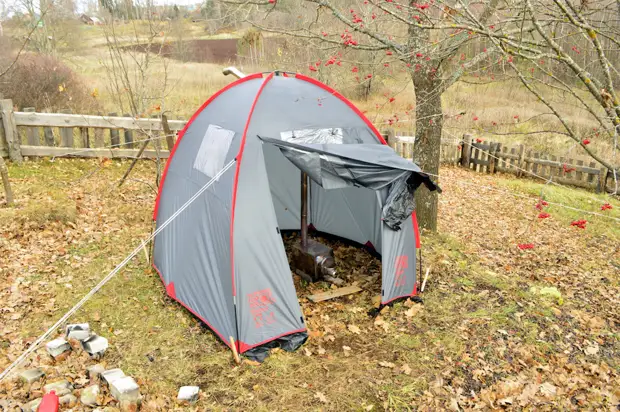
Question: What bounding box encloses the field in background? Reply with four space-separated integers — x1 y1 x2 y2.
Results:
61 21 616 164
2 18 613 164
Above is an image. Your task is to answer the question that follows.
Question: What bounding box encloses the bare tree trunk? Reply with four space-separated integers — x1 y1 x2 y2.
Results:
411 73 443 231
0 155 14 206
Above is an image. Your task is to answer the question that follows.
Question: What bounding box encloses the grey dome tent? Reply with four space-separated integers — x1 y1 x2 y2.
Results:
152 71 439 361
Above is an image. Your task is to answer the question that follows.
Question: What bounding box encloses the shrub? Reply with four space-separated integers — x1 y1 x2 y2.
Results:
0 52 99 113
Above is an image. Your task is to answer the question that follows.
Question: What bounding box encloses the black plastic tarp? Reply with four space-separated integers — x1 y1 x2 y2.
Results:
259 137 441 230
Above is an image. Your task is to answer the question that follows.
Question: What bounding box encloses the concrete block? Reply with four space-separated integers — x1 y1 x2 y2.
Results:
19 368 45 384
59 393 77 407
45 338 71 358
87 363 106 380
43 379 73 396
109 376 141 404
82 335 108 359
65 323 91 341
177 386 200 403
21 398 42 412
101 368 126 385
81 384 100 406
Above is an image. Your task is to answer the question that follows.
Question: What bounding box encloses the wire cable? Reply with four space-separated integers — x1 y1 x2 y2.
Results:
0 159 236 382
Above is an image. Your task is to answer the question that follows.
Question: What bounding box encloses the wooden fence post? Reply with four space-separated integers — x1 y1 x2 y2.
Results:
109 112 120 148
597 167 606 193
384 128 396 150
488 142 496 174
0 99 22 163
0 155 14 206
516 144 525 177
161 113 175 151
24 107 40 146
81 127 89 148
59 109 74 147
460 133 472 168
43 109 55 146
94 112 104 148
123 113 134 148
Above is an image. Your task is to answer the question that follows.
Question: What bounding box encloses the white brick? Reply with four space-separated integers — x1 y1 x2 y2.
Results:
19 368 45 384
101 368 125 385
43 379 73 396
81 335 108 358
45 338 71 358
109 376 141 404
80 384 100 406
59 393 77 407
177 386 200 402
65 323 91 341
87 363 105 380
22 398 42 412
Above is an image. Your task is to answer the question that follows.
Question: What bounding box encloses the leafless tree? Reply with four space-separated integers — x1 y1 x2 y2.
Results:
468 0 620 192
225 0 504 230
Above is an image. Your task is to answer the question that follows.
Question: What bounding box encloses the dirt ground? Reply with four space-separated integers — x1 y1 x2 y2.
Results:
0 159 618 411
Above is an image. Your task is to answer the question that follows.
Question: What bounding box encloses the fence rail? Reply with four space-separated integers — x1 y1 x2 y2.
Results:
0 99 613 193
386 131 611 193
0 99 183 162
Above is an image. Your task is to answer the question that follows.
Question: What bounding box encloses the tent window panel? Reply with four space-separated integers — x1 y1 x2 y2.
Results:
193 124 235 179
280 128 343 144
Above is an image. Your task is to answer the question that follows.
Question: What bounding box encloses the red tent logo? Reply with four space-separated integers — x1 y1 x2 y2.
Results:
395 256 408 287
248 289 276 328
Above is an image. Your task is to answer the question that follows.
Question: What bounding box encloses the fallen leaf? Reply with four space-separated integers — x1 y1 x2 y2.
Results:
378 361 395 368
399 363 412 375
584 344 599 355
518 383 539 406
539 382 557 397
405 304 422 318
347 324 361 334
374 316 390 332
314 391 328 403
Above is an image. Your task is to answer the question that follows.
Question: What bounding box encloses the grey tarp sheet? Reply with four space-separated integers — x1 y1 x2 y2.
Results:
259 137 440 231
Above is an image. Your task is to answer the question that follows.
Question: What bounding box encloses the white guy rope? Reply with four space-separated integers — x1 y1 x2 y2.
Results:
0 159 236 382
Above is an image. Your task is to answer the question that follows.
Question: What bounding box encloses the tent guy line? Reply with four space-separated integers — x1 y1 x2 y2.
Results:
0 159 237 383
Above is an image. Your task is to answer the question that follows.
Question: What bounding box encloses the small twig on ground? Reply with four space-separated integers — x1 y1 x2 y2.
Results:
118 137 151 187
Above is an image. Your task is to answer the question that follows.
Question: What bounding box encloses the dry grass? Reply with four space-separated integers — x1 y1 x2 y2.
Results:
0 160 617 410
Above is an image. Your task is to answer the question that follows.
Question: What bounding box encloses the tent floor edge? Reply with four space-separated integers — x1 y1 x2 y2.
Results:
241 331 309 363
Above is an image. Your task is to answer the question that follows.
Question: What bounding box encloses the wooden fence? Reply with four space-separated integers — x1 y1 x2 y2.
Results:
385 130 611 193
0 100 612 193
0 99 185 162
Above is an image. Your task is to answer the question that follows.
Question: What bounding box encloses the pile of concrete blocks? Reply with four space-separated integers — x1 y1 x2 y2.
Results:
44 323 109 362
16 322 144 411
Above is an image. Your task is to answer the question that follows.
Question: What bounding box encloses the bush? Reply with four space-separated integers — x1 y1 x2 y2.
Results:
0 52 99 113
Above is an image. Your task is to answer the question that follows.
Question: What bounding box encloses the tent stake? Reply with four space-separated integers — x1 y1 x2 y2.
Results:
421 267 431 293
229 337 241 365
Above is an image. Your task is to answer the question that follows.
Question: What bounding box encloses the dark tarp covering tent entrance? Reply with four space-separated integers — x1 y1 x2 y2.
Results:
152 71 439 361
